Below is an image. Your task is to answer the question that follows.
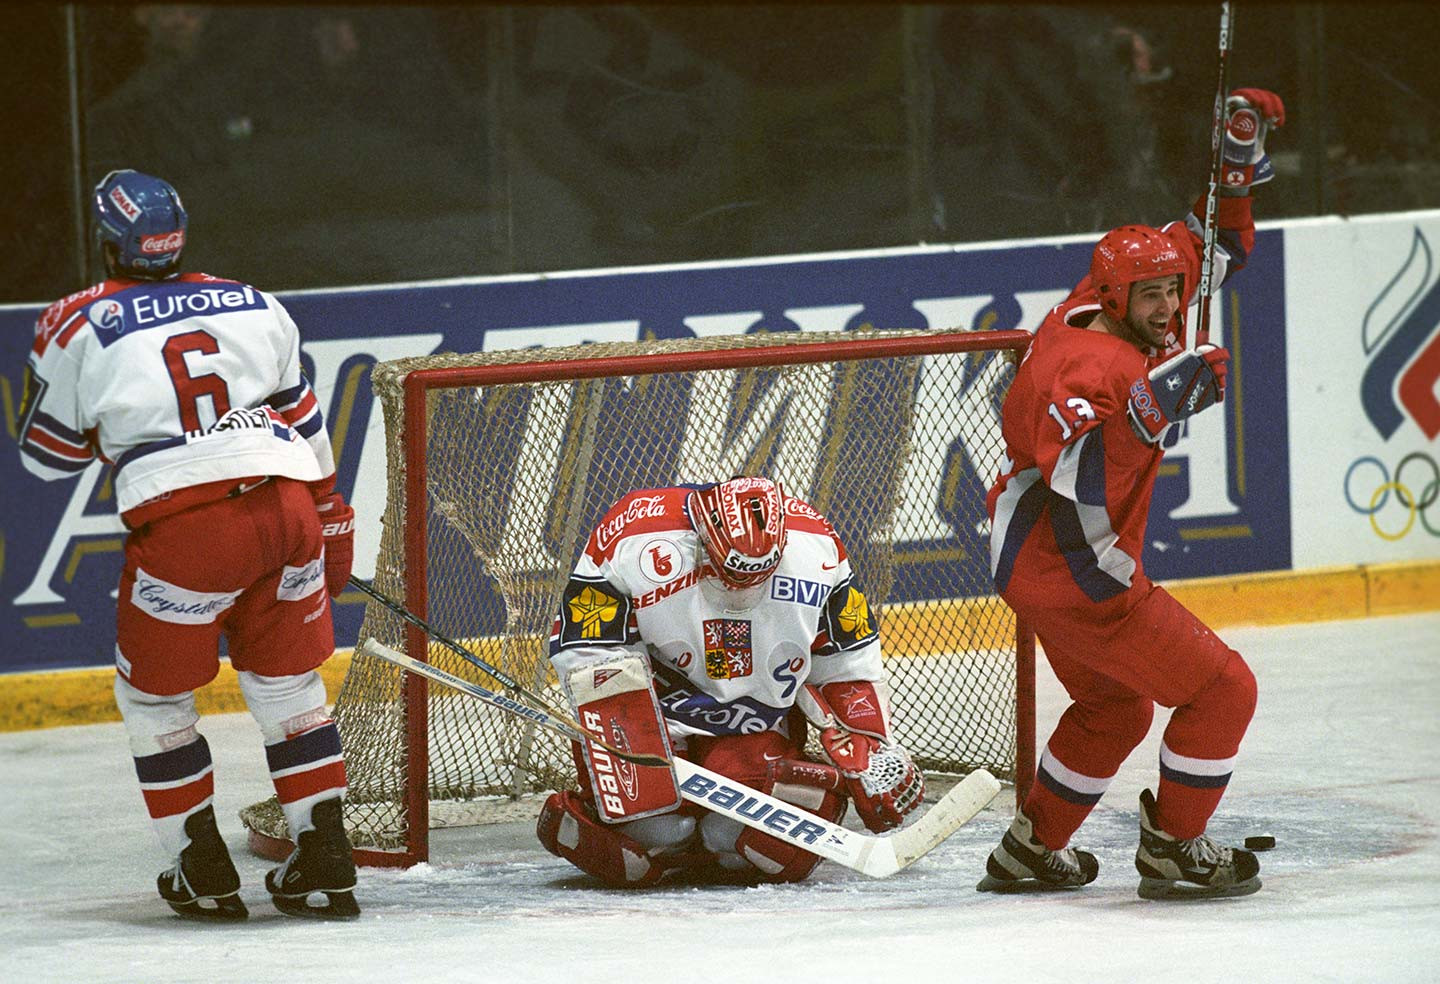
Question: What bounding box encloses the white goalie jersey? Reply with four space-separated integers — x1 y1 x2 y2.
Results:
549 486 885 739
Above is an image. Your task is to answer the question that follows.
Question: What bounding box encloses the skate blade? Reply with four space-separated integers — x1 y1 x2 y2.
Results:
1137 875 1262 901
976 873 1087 894
273 890 361 921
166 894 250 922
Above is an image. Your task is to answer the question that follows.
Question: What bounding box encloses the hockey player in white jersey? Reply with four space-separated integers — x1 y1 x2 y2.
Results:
17 170 359 920
537 476 926 885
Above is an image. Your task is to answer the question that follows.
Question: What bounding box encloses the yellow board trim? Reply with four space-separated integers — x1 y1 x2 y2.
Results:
1 650 354 733
3 559 1438 733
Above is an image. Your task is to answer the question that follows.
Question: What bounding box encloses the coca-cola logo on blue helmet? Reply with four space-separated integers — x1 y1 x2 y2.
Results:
92 170 188 275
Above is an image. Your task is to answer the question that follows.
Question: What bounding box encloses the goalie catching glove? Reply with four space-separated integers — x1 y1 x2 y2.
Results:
800 680 924 832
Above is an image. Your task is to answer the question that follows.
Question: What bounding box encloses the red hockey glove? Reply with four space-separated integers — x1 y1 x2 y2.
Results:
817 727 925 832
1221 88 1285 195
1126 344 1230 444
314 492 355 598
804 681 925 833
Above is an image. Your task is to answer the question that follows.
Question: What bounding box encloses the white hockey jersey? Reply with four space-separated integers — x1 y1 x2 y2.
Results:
549 486 885 739
19 273 334 516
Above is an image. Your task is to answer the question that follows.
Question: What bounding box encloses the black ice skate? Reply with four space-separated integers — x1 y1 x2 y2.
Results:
265 797 360 920
157 805 248 921
1134 788 1261 900
976 808 1098 892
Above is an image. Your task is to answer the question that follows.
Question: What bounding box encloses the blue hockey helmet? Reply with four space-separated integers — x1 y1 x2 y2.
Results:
92 169 188 276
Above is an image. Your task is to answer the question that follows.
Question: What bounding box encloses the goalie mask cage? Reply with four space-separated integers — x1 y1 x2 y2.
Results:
242 327 1038 867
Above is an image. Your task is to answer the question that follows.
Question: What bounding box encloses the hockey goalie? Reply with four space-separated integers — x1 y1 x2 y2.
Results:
537 476 926 885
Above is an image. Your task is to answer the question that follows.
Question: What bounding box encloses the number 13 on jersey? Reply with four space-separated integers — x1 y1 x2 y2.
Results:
1046 397 1097 441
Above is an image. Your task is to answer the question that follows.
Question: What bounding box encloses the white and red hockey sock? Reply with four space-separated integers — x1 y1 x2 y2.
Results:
132 735 216 857
114 676 215 857
264 721 348 837
238 670 347 836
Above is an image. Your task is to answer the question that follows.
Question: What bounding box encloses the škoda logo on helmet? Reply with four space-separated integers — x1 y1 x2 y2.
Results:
108 185 141 221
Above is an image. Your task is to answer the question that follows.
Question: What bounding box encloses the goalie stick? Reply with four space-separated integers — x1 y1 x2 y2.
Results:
359 637 667 766
351 572 665 767
361 637 1002 878
350 574 559 709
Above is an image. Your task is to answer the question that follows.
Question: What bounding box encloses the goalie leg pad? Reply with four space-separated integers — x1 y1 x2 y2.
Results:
564 655 680 822
734 760 848 883
537 791 686 887
694 740 848 884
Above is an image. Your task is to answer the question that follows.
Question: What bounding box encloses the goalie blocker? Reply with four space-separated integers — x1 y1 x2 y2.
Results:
562 655 680 823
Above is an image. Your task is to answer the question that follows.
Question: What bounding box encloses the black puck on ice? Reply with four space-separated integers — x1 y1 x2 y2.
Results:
1244 834 1276 851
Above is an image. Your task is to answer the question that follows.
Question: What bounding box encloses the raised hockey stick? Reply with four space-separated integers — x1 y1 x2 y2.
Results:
1191 0 1235 351
360 637 1002 879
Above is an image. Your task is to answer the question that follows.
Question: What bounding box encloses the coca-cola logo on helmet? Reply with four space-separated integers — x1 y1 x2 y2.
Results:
140 230 186 254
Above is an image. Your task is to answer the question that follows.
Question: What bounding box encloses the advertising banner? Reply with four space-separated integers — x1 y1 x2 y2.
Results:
1285 213 1440 567
2 229 1290 673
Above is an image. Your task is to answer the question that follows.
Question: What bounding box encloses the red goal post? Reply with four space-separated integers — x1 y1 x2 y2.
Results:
243 327 1037 868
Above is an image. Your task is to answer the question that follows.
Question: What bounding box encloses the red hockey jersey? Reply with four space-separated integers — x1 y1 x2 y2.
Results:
987 296 1160 602
986 199 1252 603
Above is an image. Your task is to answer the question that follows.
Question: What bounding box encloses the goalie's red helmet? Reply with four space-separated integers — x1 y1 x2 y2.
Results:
1090 225 1189 322
688 477 788 589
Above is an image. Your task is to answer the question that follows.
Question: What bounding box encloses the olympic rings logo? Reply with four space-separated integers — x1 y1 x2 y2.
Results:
1343 453 1440 541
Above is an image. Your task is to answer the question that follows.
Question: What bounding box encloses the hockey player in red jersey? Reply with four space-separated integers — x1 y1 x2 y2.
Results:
537 476 926 886
979 89 1285 900
18 170 359 920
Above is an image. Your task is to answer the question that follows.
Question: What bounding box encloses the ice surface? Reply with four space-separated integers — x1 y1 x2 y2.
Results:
2 612 1437 983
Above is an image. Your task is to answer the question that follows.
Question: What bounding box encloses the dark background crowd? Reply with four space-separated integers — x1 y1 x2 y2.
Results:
5 4 1439 304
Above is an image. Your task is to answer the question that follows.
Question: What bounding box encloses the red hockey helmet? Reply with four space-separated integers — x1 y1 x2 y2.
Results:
688 477 788 588
1090 225 1189 322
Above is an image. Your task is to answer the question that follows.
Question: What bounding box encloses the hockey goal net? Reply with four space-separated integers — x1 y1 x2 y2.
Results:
243 327 1036 867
